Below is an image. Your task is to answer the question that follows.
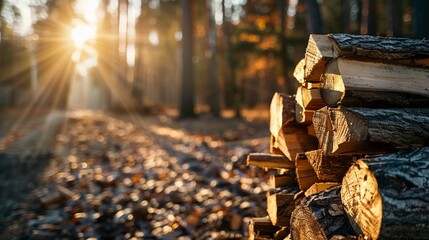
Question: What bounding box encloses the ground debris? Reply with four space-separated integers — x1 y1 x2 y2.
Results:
1 110 270 239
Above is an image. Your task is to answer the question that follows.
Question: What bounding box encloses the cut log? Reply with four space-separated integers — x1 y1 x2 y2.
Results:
270 135 284 155
246 153 295 169
312 107 334 154
304 34 336 81
274 127 318 161
269 92 295 138
304 182 339 196
307 124 316 137
341 147 429 239
295 153 319 191
290 186 356 240
296 86 325 110
267 186 300 227
321 89 429 108
269 173 296 188
293 58 305 84
295 102 314 124
330 33 429 60
320 58 429 106
305 149 356 182
248 217 281 240
313 106 429 155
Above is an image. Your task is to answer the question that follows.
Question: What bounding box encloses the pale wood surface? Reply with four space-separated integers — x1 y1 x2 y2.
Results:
246 153 296 169
305 182 339 196
267 186 299 227
295 153 319 191
341 147 429 239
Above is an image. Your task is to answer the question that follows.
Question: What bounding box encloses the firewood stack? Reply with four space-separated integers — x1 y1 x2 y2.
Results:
246 34 429 240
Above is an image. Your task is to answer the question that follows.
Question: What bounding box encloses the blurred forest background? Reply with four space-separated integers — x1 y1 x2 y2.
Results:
0 0 428 118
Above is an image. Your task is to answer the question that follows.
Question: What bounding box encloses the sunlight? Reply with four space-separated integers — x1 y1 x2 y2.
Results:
71 22 96 48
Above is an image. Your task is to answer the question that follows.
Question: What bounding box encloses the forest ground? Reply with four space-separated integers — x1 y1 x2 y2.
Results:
0 107 273 239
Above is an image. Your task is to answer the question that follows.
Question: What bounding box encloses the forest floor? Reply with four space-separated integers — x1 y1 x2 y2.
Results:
0 107 273 239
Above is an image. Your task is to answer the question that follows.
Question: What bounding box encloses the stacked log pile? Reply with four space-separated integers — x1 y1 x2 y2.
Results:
246 34 429 240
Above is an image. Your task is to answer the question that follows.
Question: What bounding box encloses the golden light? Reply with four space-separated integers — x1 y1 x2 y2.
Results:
71 23 96 48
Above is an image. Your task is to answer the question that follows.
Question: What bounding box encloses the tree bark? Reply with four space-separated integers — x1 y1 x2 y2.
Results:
206 0 220 117
314 106 429 155
341 147 429 239
291 186 356 240
179 0 196 118
304 0 324 34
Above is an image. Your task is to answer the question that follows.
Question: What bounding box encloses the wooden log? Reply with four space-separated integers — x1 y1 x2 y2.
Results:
296 86 325 110
321 89 429 108
305 149 356 182
267 186 300 227
269 92 295 138
304 34 336 82
313 106 429 155
341 147 429 239
320 58 429 106
270 135 284 155
269 173 296 188
295 101 314 125
246 153 295 169
290 186 356 240
293 58 305 84
304 182 339 196
330 33 429 60
248 217 281 240
312 107 334 154
295 153 319 191
274 127 318 161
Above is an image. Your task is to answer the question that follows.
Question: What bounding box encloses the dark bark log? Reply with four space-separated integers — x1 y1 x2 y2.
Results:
320 59 429 107
341 147 429 239
291 186 356 240
305 149 356 182
315 106 429 155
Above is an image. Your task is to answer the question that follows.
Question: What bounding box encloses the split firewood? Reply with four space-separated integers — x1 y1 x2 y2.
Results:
304 34 336 81
290 186 356 240
246 153 295 169
304 182 339 196
313 106 429 155
320 58 429 106
295 86 324 124
293 58 305 84
248 216 281 240
266 186 300 227
270 92 318 159
341 147 429 240
269 92 295 139
269 173 296 189
305 149 356 182
270 135 284 155
304 34 429 84
295 153 318 191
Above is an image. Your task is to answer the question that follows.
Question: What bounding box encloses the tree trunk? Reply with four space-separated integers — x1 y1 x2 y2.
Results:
304 0 324 34
206 0 220 117
412 0 429 39
291 186 356 240
179 0 196 118
341 147 429 239
360 0 376 35
386 0 402 37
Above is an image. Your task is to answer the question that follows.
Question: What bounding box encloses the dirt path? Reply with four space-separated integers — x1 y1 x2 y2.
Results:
2 110 272 239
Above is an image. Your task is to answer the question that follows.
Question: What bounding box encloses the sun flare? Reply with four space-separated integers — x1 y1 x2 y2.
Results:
71 22 96 48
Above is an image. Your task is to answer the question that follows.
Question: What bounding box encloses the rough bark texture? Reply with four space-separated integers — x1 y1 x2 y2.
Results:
330 33 429 59
322 89 429 108
291 186 356 240
267 186 300 227
341 147 429 239
305 149 356 182
329 107 429 154
247 153 295 169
